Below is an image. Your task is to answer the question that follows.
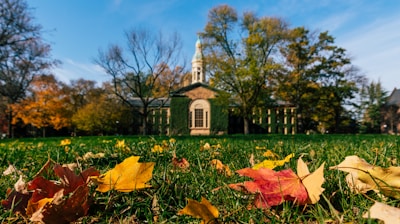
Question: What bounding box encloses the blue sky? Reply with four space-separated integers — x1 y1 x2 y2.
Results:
29 0 400 92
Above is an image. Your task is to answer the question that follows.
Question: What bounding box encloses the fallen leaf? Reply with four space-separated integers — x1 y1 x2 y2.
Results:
297 158 325 204
115 139 126 148
3 164 19 176
28 176 63 206
79 152 105 160
212 143 222 149
30 185 91 224
230 157 325 208
178 197 219 224
151 144 164 153
330 155 400 198
172 156 190 170
229 168 308 208
249 153 255 167
252 153 294 170
60 139 71 146
53 164 99 194
263 150 279 159
151 195 160 223
363 201 400 224
62 163 78 171
201 143 211 151
210 159 232 176
91 156 155 192
26 165 99 216
14 175 28 194
1 180 32 215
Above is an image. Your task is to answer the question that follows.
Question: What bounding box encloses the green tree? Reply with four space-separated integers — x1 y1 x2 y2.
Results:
95 28 184 135
275 27 361 133
359 80 388 133
0 0 56 137
201 5 289 134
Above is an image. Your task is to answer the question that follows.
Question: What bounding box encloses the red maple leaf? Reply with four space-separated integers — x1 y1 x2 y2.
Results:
1 188 32 215
2 160 100 222
229 168 308 208
53 165 99 194
30 185 91 223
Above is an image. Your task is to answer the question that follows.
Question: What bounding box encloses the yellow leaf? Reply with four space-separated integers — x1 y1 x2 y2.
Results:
60 139 71 146
201 143 211 151
92 156 155 192
115 139 126 148
255 146 266 150
151 144 164 153
363 201 400 223
178 197 219 224
253 153 294 170
297 158 325 204
263 150 279 159
330 155 400 198
169 138 176 144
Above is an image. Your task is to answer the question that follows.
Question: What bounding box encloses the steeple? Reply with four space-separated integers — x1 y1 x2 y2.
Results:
191 36 205 84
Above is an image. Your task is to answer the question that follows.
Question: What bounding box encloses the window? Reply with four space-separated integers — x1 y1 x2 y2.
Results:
189 99 210 130
194 109 203 127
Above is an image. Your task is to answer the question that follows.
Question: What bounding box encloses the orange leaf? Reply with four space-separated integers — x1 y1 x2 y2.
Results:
210 159 232 176
229 168 308 208
178 197 219 224
172 156 190 170
91 156 155 192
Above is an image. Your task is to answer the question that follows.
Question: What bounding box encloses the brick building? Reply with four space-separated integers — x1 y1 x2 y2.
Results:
134 37 296 135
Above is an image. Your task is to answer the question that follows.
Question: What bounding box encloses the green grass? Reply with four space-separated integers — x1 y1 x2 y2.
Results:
1 134 400 223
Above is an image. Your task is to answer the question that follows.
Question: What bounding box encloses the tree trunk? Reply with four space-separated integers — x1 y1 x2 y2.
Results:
142 118 148 135
243 117 250 135
7 108 13 138
142 109 148 135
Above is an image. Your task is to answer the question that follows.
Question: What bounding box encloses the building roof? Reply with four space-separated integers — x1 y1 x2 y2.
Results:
128 97 170 108
171 82 220 96
386 88 400 106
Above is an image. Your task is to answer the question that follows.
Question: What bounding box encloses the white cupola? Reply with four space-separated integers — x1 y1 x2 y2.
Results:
191 36 205 84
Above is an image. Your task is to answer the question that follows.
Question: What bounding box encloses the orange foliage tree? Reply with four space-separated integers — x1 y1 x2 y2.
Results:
12 75 71 137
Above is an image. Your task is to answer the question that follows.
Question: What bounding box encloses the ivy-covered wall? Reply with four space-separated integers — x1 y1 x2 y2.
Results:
210 99 228 134
169 96 191 135
148 108 169 135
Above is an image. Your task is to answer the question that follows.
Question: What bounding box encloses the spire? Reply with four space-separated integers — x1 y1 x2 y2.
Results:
191 36 205 84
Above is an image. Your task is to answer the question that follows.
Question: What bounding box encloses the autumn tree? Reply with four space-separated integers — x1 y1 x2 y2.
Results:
72 82 133 135
275 27 362 133
201 5 289 134
96 28 184 135
12 74 70 137
0 0 56 137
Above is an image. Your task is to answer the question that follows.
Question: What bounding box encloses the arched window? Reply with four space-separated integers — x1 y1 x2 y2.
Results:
189 99 210 129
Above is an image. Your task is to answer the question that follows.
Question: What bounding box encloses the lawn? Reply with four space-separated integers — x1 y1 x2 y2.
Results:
1 134 399 223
